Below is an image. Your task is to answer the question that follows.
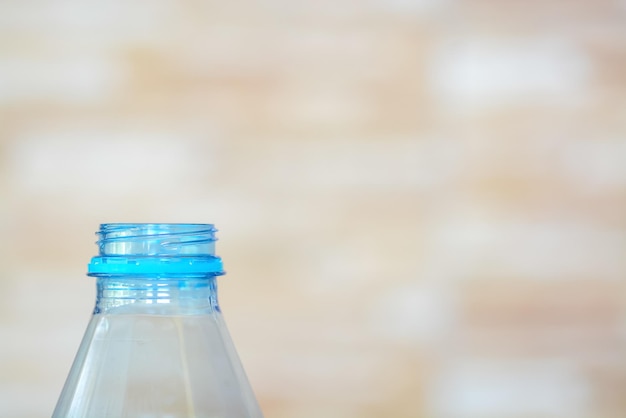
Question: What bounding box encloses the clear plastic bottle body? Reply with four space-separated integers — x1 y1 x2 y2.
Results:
52 224 263 418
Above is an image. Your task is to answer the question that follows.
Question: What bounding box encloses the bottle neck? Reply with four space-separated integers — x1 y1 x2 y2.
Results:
94 276 220 315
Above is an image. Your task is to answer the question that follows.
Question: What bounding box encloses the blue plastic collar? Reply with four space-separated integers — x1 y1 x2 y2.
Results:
88 256 224 277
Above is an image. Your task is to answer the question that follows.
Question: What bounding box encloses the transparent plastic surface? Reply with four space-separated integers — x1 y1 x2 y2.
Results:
52 224 263 418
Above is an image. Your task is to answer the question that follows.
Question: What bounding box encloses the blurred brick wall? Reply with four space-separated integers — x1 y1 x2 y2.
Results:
1 0 625 417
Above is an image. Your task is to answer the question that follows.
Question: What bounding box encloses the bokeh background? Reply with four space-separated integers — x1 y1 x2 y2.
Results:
1 0 625 417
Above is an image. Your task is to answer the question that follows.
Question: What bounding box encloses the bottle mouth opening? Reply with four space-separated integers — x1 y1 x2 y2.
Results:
88 223 223 277
97 223 218 256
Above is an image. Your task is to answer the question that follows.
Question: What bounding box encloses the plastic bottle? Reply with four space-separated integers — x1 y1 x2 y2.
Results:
52 223 264 418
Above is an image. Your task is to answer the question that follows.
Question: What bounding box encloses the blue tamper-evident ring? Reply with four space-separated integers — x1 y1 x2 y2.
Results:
88 256 224 276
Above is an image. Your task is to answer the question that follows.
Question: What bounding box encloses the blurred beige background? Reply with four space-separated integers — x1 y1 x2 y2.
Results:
1 0 625 417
